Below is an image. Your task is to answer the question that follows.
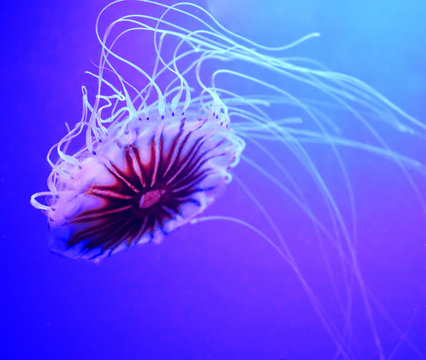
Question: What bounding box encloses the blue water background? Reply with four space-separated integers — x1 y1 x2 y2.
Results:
1 0 425 359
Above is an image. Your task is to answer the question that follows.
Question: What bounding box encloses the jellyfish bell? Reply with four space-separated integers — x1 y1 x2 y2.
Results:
37 105 244 261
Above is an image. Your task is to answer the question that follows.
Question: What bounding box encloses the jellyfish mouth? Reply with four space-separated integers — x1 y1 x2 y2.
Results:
139 189 165 209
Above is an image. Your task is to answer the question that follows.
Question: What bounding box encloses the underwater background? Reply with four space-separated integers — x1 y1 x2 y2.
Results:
1 0 425 359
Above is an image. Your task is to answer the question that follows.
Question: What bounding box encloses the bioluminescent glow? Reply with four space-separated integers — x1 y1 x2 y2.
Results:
30 1 425 358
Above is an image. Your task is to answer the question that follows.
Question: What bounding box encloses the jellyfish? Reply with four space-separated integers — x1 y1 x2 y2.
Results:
31 1 425 358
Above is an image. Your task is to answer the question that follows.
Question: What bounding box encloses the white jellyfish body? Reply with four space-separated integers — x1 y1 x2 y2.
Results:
30 1 426 359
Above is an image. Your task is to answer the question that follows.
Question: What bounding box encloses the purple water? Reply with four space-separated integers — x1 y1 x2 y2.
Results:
2 1 425 359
